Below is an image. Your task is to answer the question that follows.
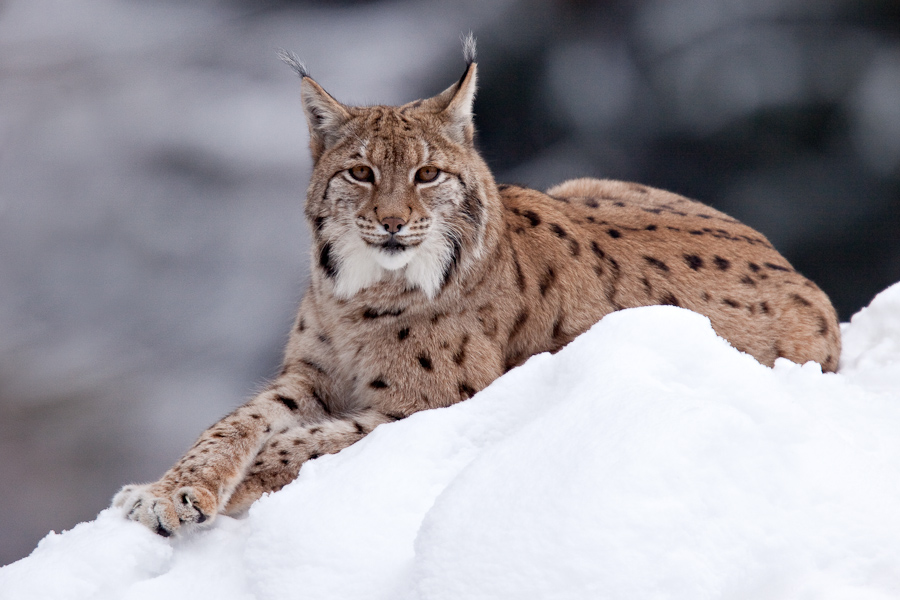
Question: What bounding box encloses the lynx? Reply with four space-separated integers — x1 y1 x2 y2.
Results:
114 40 840 536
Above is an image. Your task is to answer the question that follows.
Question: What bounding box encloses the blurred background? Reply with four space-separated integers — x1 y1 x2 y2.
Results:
1 0 898 565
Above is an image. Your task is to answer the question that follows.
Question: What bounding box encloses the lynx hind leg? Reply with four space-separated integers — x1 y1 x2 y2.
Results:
223 410 391 514
545 177 608 199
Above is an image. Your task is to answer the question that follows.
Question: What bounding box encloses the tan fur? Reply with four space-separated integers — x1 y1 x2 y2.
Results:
114 52 840 536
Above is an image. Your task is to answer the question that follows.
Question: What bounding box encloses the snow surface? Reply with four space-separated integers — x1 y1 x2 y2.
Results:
3 283 900 599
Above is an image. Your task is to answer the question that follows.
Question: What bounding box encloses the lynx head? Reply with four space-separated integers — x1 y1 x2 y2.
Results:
282 39 498 300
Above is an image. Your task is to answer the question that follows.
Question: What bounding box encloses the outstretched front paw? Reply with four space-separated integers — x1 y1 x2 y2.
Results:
112 483 218 537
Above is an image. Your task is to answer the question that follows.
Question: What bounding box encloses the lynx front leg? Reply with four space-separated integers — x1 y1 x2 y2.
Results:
223 408 400 513
113 373 332 536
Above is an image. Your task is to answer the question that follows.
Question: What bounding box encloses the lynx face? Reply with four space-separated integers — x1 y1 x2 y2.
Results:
301 70 493 300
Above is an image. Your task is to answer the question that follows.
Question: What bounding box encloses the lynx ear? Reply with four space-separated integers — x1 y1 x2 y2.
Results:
425 62 478 146
300 77 351 161
278 50 350 161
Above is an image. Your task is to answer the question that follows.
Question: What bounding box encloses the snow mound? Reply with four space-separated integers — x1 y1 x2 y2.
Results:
840 281 900 391
3 284 900 599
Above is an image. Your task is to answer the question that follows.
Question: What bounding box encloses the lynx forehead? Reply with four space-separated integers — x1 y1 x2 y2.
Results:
115 38 841 537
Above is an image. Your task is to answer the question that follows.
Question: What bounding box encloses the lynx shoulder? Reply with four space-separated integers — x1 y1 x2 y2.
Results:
114 41 840 536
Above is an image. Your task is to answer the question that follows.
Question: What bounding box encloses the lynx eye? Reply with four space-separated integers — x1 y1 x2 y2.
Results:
349 165 374 183
415 166 440 183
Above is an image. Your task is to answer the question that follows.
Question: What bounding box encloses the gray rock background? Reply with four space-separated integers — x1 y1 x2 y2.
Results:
1 0 897 565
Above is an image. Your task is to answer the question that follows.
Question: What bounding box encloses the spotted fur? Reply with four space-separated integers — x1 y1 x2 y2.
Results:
114 43 840 536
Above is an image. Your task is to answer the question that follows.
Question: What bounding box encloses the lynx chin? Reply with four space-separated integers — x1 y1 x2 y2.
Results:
114 38 841 536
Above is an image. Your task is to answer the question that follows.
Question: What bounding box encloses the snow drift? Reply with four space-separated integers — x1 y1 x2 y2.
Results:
3 283 900 599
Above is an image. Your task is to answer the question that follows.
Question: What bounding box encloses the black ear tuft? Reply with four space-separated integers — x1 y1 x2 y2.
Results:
461 32 477 66
277 48 310 79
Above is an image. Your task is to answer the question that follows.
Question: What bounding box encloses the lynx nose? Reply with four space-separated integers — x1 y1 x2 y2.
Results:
381 216 406 234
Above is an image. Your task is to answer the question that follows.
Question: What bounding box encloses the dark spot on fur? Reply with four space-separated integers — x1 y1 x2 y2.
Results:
441 235 463 288
311 389 331 415
591 241 605 259
760 301 771 314
701 291 711 302
513 252 526 292
478 305 499 339
353 421 365 434
509 310 529 341
817 315 829 336
497 183 511 191
613 201 626 207
643 256 670 272
384 412 404 422
278 449 289 456
568 239 581 256
713 256 730 270
643 208 663 215
791 294 812 308
747 262 760 273
765 262 791 272
585 199 599 208
453 335 470 365
521 210 541 227
458 382 477 399
607 228 621 239
363 306 405 319
300 359 327 375
689 230 704 236
370 379 388 389
645 224 657 231
740 275 756 286
317 333 331 345
503 353 525 373
660 292 680 306
552 315 565 340
684 254 703 270
723 298 740 308
274 395 299 412
539 267 557 296
593 265 604 278
298 319 306 332
550 223 567 238
641 277 653 295
418 355 433 371
319 242 337 278
398 327 410 341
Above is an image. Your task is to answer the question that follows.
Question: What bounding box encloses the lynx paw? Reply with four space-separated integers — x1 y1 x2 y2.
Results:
113 483 218 537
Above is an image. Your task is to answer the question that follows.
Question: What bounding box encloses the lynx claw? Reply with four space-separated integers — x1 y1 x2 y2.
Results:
113 483 218 536
174 486 216 525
